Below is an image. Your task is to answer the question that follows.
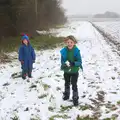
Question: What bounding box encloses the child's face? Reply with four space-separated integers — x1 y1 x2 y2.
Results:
23 39 28 45
66 39 75 49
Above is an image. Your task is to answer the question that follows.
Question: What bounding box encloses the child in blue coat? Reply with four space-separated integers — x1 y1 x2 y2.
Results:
60 35 83 106
18 34 36 80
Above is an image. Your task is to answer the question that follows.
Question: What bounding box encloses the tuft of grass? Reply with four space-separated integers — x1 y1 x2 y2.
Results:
76 115 96 120
48 106 55 112
42 83 51 91
49 114 70 120
103 118 116 120
38 93 48 99
103 116 117 120
117 100 120 105
111 117 116 120
105 104 117 111
11 72 22 79
30 116 41 120
29 84 37 89
79 104 90 111
11 115 19 120
60 105 73 112
103 118 111 120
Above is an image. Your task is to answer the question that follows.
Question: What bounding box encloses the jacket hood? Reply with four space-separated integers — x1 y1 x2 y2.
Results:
21 35 30 44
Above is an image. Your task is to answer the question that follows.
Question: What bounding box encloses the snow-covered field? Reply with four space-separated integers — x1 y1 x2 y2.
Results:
1 21 120 120
94 21 120 41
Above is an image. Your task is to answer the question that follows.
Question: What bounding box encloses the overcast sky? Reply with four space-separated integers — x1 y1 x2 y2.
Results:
62 0 120 15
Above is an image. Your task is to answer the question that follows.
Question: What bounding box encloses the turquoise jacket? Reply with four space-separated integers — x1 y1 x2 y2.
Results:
60 46 83 71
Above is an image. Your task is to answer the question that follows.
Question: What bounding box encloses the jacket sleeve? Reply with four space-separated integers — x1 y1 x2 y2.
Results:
60 49 65 64
31 46 36 61
74 50 83 70
61 55 67 70
60 49 67 70
18 46 24 61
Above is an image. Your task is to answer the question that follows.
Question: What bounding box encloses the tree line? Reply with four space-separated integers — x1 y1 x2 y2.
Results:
0 0 67 40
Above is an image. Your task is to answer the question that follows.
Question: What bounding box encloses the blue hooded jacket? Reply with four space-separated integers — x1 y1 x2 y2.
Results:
60 46 83 70
18 35 36 71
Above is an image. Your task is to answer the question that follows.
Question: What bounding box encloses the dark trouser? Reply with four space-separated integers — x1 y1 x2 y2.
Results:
64 72 79 100
22 69 32 79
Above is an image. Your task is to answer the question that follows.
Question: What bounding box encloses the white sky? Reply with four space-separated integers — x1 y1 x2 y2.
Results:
62 0 120 15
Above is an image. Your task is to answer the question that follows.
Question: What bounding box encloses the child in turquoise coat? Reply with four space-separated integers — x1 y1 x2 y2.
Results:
60 35 83 106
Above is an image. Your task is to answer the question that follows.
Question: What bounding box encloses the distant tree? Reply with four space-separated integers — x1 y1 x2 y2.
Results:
0 0 67 40
94 11 120 18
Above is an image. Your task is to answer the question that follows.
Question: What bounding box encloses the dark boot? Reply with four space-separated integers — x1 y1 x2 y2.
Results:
28 70 32 78
22 76 26 80
22 70 27 80
22 77 26 80
63 91 70 100
73 91 79 106
73 98 79 106
71 73 79 106
28 75 32 78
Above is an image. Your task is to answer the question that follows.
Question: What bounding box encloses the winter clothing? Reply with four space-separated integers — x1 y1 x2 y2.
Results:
63 72 79 105
60 45 83 73
60 44 82 106
19 44 35 70
22 70 27 79
19 35 36 79
21 35 29 41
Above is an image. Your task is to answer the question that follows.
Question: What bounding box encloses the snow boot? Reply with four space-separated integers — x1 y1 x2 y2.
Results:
28 75 32 78
73 91 79 106
73 98 79 106
28 70 32 78
22 70 27 80
22 76 26 80
63 92 69 100
63 85 70 100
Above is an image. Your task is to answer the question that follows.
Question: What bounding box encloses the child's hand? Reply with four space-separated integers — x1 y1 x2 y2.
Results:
65 61 70 67
21 61 24 64
61 62 70 70
69 61 75 66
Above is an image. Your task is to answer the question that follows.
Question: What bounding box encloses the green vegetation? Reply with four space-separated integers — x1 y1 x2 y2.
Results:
11 115 19 120
48 106 55 112
42 83 51 91
60 105 73 112
49 114 70 120
79 104 90 111
117 100 120 105
38 93 48 99
76 115 97 120
0 35 64 53
30 116 41 120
